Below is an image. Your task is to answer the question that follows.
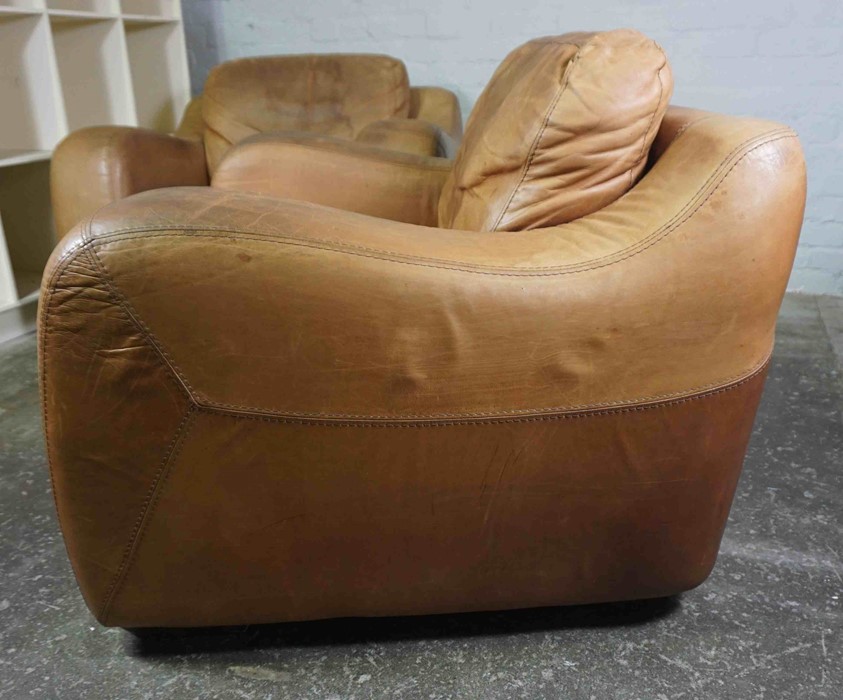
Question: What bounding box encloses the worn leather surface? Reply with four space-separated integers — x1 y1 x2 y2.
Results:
40 107 806 626
212 133 450 226
51 126 208 238
202 54 411 172
439 30 673 231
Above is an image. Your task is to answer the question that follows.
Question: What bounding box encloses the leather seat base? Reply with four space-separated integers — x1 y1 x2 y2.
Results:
98 365 765 627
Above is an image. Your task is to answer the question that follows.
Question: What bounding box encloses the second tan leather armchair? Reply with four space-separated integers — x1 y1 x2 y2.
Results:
50 53 462 238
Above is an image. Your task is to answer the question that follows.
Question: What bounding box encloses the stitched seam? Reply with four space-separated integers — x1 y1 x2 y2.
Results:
85 243 198 402
86 130 795 278
630 55 667 189
194 352 771 422
99 407 197 623
196 359 769 428
490 41 582 231
39 237 97 576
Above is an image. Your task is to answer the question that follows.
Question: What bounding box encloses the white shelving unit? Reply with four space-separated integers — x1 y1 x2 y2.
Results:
0 0 190 343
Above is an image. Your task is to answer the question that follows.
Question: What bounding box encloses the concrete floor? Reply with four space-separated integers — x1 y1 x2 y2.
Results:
1 293 841 699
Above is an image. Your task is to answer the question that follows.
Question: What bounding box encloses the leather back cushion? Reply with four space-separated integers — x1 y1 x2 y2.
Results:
202 54 411 172
438 30 673 231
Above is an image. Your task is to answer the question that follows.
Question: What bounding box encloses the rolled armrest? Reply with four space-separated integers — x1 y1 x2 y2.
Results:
51 126 208 238
409 86 463 142
355 117 455 158
49 113 803 423
211 132 451 226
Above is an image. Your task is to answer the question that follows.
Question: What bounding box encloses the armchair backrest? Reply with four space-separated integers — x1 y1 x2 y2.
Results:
438 31 672 232
202 54 411 172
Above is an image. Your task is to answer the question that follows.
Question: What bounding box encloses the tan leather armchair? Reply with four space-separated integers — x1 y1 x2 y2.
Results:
50 54 462 238
40 33 805 628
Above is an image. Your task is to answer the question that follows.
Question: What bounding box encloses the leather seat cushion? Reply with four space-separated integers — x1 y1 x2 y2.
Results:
202 54 411 172
438 30 673 231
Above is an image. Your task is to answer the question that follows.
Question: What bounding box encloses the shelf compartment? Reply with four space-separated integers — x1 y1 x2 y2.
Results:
124 19 188 131
0 14 66 151
0 160 56 302
51 16 135 130
119 0 175 18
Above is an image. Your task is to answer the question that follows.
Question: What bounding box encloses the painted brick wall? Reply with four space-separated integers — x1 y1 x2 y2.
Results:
182 0 843 295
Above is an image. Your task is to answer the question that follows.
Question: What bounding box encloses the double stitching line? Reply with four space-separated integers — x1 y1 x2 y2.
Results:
98 408 197 623
195 358 771 428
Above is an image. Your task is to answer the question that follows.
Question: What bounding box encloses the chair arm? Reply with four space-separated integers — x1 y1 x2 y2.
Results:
51 126 209 238
409 86 463 143
211 133 452 226
55 113 803 420
355 117 456 158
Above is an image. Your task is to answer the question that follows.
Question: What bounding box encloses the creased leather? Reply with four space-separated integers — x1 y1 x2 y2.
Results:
439 30 673 231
